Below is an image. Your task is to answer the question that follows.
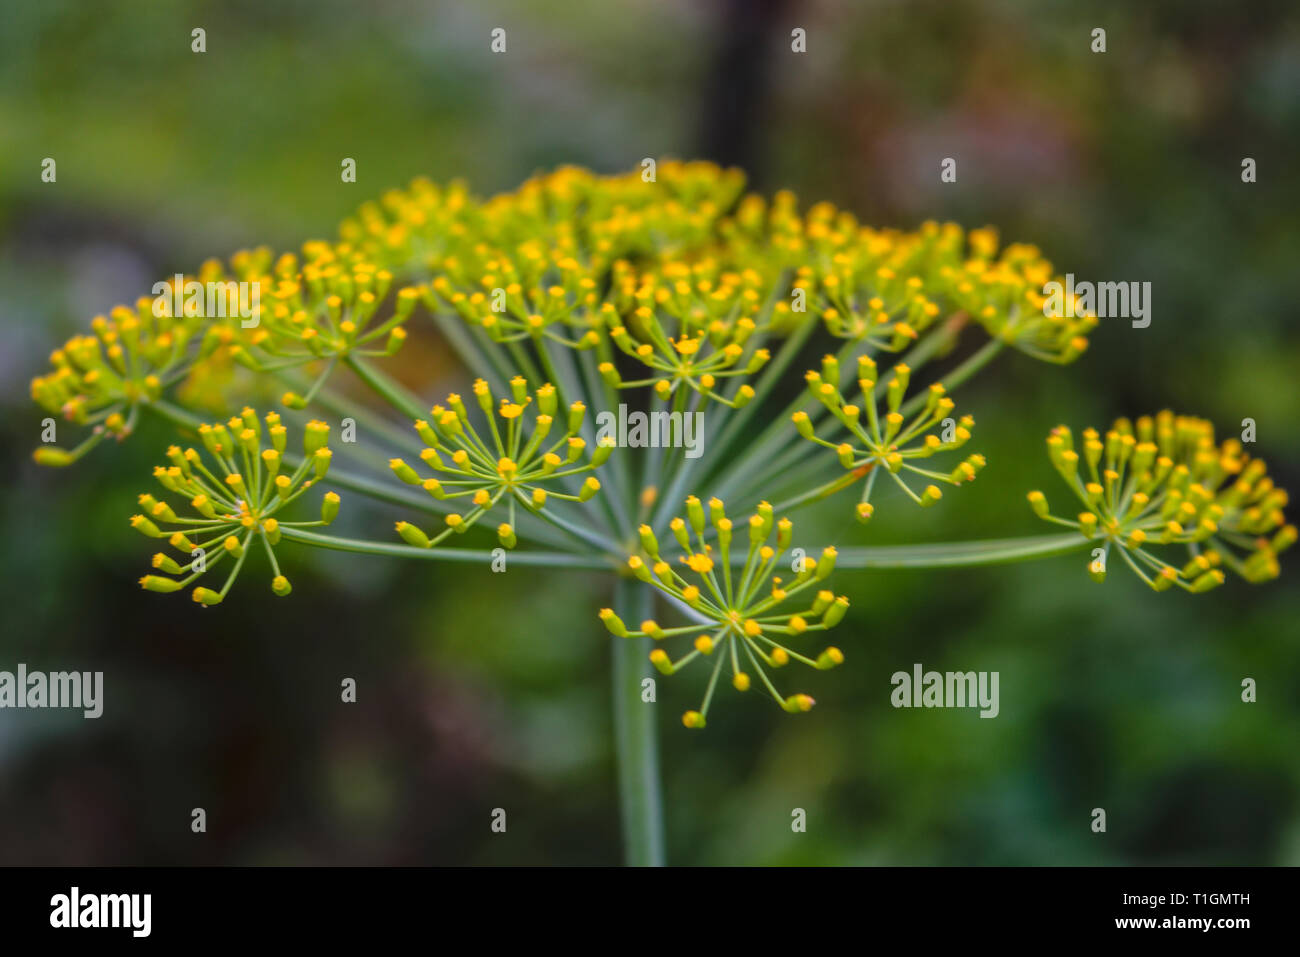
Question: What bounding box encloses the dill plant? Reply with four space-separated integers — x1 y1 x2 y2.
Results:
30 162 1292 864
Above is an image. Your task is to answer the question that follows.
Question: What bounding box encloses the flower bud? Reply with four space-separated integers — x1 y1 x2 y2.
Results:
33 447 74 466
130 514 163 538
599 608 629 638
639 524 660 559
816 647 845 670
536 383 557 417
395 521 431 548
627 555 653 583
414 419 439 447
304 420 330 455
822 595 849 627
390 458 421 485
321 491 340 524
781 694 815 714
1190 569 1225 593
139 574 183 593
686 495 705 534
815 546 837 580
791 411 814 439
1027 490 1049 518
385 326 407 355
567 402 586 434
192 587 223 606
820 354 840 386
1151 567 1178 592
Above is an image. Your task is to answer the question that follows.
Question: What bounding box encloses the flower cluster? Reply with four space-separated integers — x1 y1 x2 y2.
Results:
599 498 848 728
31 294 210 463
794 353 983 520
134 410 340 604
949 230 1096 363
388 376 611 549
1028 411 1293 590
30 162 1291 740
603 281 769 407
229 254 418 395
32 162 1099 472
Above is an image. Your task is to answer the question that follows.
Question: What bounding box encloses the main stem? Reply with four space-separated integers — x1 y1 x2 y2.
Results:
611 576 666 865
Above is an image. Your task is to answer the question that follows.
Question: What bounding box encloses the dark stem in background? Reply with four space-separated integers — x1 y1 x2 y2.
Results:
697 0 794 182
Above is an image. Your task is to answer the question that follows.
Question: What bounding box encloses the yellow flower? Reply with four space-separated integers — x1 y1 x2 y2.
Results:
130 410 339 604
1029 411 1292 590
392 376 610 550
603 502 848 728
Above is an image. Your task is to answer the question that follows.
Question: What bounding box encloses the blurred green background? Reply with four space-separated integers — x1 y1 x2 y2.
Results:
1 0 1297 865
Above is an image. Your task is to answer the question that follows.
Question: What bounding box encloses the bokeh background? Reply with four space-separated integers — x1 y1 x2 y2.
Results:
1 0 1297 865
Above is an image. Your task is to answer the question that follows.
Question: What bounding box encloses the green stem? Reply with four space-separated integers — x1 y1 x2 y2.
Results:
832 532 1088 569
343 354 427 421
612 576 666 866
279 527 613 568
899 338 1005 418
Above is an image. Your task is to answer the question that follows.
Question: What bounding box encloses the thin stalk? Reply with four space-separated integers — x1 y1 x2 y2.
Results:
611 576 666 866
343 354 427 421
430 311 511 394
832 532 1089 569
279 527 614 568
899 338 1005 418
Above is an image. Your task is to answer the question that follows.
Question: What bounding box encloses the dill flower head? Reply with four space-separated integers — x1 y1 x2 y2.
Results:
794 222 951 349
228 252 416 392
603 268 770 407
1028 411 1293 590
389 376 612 549
133 409 340 604
794 353 983 521
30 293 209 464
948 229 1095 363
600 498 849 728
337 175 476 276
